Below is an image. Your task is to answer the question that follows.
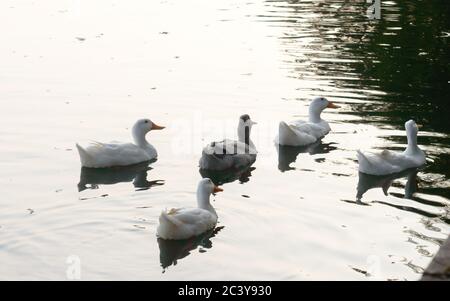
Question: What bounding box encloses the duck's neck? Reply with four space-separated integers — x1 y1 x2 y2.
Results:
197 189 217 216
132 128 156 157
309 106 322 123
238 125 255 150
132 127 148 147
405 129 419 154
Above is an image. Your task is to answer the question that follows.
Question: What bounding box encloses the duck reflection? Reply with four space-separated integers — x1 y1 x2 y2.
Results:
357 169 450 222
78 161 164 192
277 141 337 172
356 168 418 201
157 226 224 272
199 166 255 185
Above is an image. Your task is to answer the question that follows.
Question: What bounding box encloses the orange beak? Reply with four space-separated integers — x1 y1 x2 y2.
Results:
327 102 340 109
152 123 165 130
213 186 223 193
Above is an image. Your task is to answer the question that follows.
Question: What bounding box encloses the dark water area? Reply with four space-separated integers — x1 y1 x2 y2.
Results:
262 0 450 132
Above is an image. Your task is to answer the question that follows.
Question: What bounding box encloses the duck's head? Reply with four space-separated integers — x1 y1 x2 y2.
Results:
132 118 165 135
311 97 340 111
238 114 257 147
405 119 423 144
308 97 340 123
198 178 223 195
239 114 257 128
405 119 420 134
404 119 425 152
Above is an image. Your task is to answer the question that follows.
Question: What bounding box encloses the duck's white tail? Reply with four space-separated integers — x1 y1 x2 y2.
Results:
356 150 369 164
159 211 182 227
277 121 298 145
356 149 373 174
76 143 90 166
157 210 183 239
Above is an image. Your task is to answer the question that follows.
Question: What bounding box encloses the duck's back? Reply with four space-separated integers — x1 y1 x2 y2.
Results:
291 120 330 138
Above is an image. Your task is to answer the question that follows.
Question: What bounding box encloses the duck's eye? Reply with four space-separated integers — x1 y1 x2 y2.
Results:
144 120 149 123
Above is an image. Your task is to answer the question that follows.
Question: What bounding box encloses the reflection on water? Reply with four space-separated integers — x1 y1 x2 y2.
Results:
357 168 418 201
199 167 255 185
78 161 164 192
277 141 337 172
158 226 224 272
357 169 450 224
374 200 449 223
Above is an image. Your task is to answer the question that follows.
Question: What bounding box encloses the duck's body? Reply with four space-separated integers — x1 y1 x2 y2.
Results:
357 149 425 176
158 207 217 240
357 120 426 176
276 120 330 146
199 114 257 171
76 142 155 168
200 139 257 170
76 119 164 168
275 97 339 146
157 179 223 240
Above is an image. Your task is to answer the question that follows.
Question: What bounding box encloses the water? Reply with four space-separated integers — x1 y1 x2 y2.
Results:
0 0 449 280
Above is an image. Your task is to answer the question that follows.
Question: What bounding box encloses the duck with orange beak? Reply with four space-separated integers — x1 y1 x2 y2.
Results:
76 118 165 168
275 97 340 146
157 178 223 240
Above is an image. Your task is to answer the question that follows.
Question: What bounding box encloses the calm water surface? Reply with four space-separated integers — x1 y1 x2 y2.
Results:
0 0 449 280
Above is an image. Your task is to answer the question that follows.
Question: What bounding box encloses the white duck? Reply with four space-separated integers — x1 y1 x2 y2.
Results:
76 118 164 168
157 178 223 240
357 120 426 176
275 97 340 146
199 114 257 171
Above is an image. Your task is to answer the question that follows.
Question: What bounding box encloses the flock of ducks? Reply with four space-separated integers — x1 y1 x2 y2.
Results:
76 97 426 240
